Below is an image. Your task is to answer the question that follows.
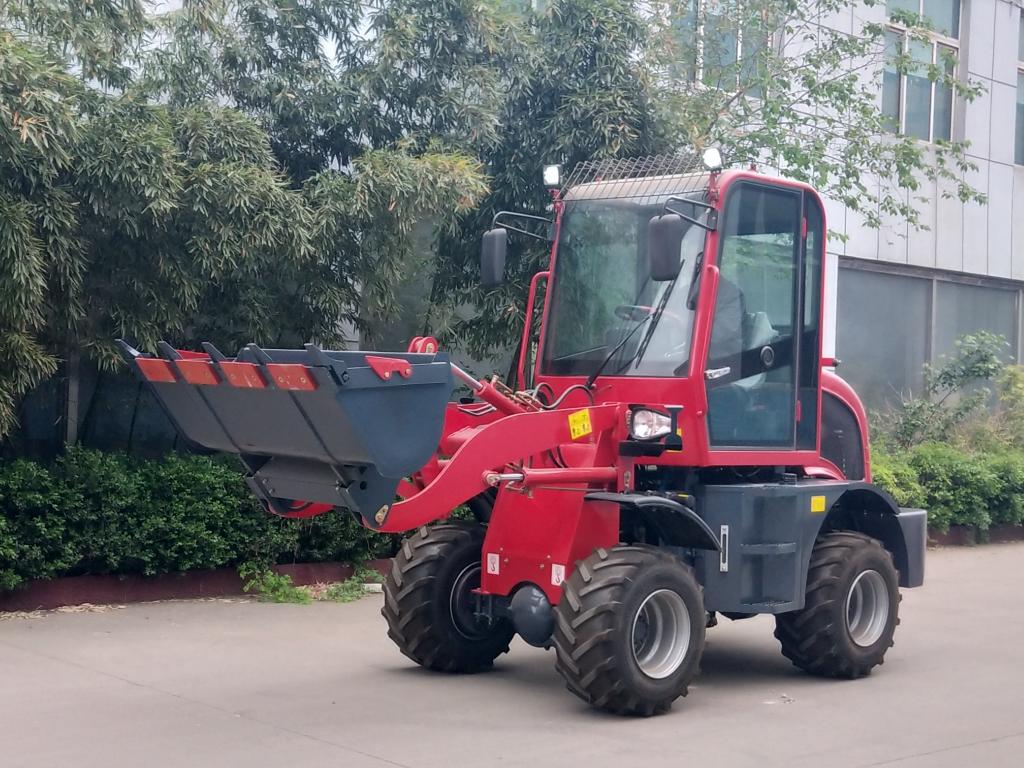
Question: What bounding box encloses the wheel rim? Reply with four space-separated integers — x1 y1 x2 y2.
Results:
845 569 890 647
631 589 691 679
449 563 486 640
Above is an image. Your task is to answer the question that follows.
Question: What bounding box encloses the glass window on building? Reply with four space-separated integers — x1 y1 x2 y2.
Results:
837 268 930 410
882 1 960 142
683 0 769 95
933 282 1018 362
837 267 1020 413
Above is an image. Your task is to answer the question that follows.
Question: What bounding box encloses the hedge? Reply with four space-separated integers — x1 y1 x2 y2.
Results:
871 442 1024 533
0 448 395 591
6 441 1024 591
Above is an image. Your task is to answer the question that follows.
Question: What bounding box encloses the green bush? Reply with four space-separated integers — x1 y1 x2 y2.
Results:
994 366 1024 449
0 459 84 586
882 332 1009 449
0 448 395 591
979 452 1024 527
905 443 1000 532
870 346 1024 534
870 448 925 509
870 441 1024 534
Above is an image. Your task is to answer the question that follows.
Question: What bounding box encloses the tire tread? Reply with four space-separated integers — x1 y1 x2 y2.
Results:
553 545 703 716
774 531 899 679
382 522 512 673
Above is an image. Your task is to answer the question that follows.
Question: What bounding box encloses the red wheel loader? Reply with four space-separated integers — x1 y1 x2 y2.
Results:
120 152 926 716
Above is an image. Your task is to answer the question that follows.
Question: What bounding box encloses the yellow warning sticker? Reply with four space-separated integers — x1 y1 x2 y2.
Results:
568 408 593 440
811 495 827 514
669 426 684 452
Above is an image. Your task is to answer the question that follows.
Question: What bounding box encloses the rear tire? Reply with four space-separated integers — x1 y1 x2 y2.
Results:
382 522 513 673
775 531 900 678
553 545 705 716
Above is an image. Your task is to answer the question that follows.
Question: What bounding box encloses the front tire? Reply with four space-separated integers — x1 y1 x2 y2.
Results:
553 545 706 716
775 531 900 678
382 522 514 673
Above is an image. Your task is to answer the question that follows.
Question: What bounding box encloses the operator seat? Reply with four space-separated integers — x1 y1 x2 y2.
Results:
706 277 747 443
737 311 779 390
707 276 745 368
706 275 789 444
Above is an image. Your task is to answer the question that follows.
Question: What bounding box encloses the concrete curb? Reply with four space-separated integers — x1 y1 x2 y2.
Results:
928 523 1024 547
0 559 392 613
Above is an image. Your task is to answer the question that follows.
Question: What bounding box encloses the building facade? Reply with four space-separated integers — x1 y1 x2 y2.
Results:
823 0 1024 410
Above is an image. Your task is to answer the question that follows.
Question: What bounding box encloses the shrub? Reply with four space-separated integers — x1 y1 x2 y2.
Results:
0 515 21 591
980 452 1024 527
993 365 1024 450
0 448 395 590
0 459 84 586
869 338 1024 534
905 442 1001 533
290 509 396 565
883 332 1009 449
870 449 924 508
871 442 1024 534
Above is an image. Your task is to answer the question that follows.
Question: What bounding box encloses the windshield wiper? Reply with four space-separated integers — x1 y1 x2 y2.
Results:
585 318 649 389
586 259 690 388
587 282 680 387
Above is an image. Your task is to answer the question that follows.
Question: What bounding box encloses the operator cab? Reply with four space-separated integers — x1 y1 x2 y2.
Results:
480 154 827 457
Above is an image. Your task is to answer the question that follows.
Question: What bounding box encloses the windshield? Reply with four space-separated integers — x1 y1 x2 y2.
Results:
541 197 707 378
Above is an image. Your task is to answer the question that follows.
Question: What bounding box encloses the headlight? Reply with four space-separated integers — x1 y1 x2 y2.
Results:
629 408 672 441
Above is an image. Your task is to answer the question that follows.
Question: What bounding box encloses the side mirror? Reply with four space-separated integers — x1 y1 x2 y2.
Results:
647 214 685 281
480 228 508 288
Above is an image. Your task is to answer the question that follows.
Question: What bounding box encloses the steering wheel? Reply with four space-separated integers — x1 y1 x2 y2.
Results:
613 305 692 361
614 304 654 322
614 304 689 329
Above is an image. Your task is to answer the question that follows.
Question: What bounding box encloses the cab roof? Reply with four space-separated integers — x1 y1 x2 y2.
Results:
560 154 710 204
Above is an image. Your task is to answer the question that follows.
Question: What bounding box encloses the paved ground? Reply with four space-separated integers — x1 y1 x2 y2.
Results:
2 544 1023 768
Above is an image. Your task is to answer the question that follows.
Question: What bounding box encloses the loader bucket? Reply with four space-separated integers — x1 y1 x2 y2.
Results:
118 340 453 526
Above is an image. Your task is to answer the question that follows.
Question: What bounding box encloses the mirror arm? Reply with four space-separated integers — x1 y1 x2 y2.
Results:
492 210 554 241
664 195 715 212
662 197 718 232
497 223 549 242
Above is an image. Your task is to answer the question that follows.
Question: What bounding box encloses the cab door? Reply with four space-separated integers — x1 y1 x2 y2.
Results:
703 181 822 450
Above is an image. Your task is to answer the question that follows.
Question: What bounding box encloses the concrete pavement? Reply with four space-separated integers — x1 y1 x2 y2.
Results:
2 543 1023 768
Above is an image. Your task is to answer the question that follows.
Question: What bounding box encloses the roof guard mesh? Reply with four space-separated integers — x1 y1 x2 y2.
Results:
560 153 708 202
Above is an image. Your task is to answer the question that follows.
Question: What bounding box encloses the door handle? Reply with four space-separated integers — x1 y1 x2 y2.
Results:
705 366 731 380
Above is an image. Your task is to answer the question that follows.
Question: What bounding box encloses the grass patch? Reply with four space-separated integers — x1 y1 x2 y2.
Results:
239 563 384 604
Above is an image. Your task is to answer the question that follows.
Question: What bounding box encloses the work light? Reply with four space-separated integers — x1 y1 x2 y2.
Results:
542 164 562 187
628 408 672 441
701 147 723 171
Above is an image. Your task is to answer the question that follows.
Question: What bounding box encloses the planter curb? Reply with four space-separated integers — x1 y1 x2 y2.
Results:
1 559 391 613
928 523 1024 547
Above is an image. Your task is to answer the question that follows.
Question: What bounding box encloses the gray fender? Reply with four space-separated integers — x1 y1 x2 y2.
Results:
823 483 926 589
585 492 721 551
